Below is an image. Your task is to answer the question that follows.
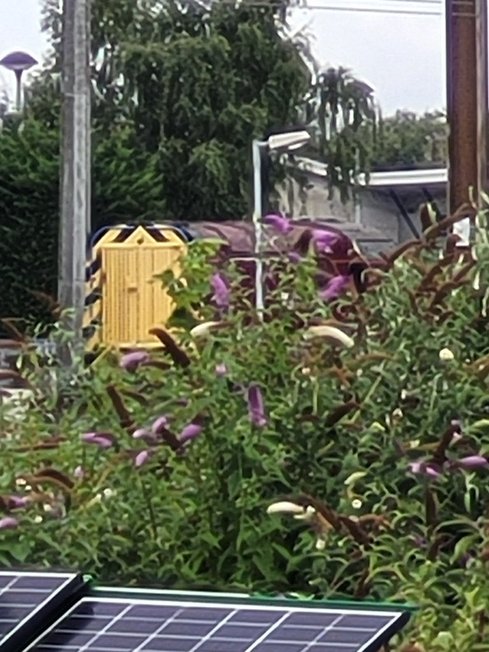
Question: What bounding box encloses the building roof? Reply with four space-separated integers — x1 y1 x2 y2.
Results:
295 157 447 189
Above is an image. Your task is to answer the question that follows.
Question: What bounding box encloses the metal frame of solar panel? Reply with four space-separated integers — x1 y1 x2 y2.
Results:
24 588 411 652
0 570 87 652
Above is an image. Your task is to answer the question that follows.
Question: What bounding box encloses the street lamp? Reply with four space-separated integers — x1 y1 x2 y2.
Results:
252 129 311 318
0 51 38 112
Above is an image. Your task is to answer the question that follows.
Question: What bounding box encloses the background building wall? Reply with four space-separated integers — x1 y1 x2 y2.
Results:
276 169 446 254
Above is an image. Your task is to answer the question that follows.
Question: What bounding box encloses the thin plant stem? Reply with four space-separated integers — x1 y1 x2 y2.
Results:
139 475 158 540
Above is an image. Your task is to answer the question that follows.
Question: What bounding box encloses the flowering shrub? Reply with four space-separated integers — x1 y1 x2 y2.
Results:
2 207 489 650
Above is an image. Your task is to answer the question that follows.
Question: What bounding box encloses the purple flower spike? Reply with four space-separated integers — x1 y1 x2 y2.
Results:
215 363 228 377
408 461 442 479
211 273 230 309
264 213 292 235
247 384 267 428
319 275 350 302
179 423 203 445
312 229 339 254
134 450 152 468
0 517 18 530
132 428 158 445
287 252 302 264
120 350 150 372
81 432 115 449
152 416 170 434
424 465 441 479
456 455 489 470
133 428 150 439
6 496 29 509
425 466 442 479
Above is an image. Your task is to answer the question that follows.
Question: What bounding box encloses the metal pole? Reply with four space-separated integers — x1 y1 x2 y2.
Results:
252 140 265 319
446 0 478 212
59 0 91 364
14 71 22 112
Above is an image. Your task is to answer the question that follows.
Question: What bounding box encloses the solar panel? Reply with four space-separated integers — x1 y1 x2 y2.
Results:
0 570 87 652
25 593 410 652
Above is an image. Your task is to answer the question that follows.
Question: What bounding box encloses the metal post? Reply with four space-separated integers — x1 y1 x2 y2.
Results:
252 139 265 319
59 0 91 364
14 70 22 112
85 0 92 239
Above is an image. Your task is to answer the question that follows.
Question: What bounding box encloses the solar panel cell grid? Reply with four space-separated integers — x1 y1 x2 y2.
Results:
27 597 408 652
0 571 86 652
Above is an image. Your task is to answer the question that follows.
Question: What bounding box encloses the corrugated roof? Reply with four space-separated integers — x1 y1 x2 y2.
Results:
295 157 447 188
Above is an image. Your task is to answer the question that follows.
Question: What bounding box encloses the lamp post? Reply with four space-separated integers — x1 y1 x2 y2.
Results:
0 51 38 112
252 130 311 318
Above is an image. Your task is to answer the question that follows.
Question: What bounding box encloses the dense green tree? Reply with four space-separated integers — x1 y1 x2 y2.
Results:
33 0 312 222
31 0 377 221
0 0 376 327
0 120 60 329
369 110 448 170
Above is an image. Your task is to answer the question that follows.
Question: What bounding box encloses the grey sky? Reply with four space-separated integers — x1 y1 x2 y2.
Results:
0 0 446 115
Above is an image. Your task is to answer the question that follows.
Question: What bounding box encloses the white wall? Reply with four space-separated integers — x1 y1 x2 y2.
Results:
277 171 446 250
358 190 400 244
276 176 354 221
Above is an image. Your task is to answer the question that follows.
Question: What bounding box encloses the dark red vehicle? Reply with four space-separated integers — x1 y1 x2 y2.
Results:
173 219 382 302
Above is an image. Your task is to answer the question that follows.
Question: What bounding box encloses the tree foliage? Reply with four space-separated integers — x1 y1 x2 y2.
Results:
0 120 60 331
0 0 376 326
32 0 377 220
369 110 448 171
301 66 376 197
34 0 313 221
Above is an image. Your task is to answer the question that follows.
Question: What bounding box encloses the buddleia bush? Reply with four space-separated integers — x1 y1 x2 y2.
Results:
2 206 489 650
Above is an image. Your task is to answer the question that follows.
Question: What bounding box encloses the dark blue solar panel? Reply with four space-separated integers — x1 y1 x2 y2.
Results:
0 571 87 652
26 596 410 652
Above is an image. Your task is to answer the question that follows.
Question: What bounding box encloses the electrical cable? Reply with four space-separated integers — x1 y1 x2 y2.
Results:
385 0 440 4
215 1 442 15
296 4 441 15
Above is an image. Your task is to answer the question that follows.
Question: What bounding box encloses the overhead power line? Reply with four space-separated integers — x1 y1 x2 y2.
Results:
301 4 441 15
213 0 442 15
387 0 440 4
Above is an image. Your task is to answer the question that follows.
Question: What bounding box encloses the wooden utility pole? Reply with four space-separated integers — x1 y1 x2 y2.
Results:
476 0 488 196
446 0 488 213
59 0 91 361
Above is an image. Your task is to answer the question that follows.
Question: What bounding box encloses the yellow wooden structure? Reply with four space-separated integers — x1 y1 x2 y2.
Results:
84 225 186 350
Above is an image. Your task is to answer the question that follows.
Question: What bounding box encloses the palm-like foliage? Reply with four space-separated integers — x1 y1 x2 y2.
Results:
302 66 377 198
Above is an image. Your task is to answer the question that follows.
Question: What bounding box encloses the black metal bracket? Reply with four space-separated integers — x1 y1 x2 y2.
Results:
388 189 420 238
